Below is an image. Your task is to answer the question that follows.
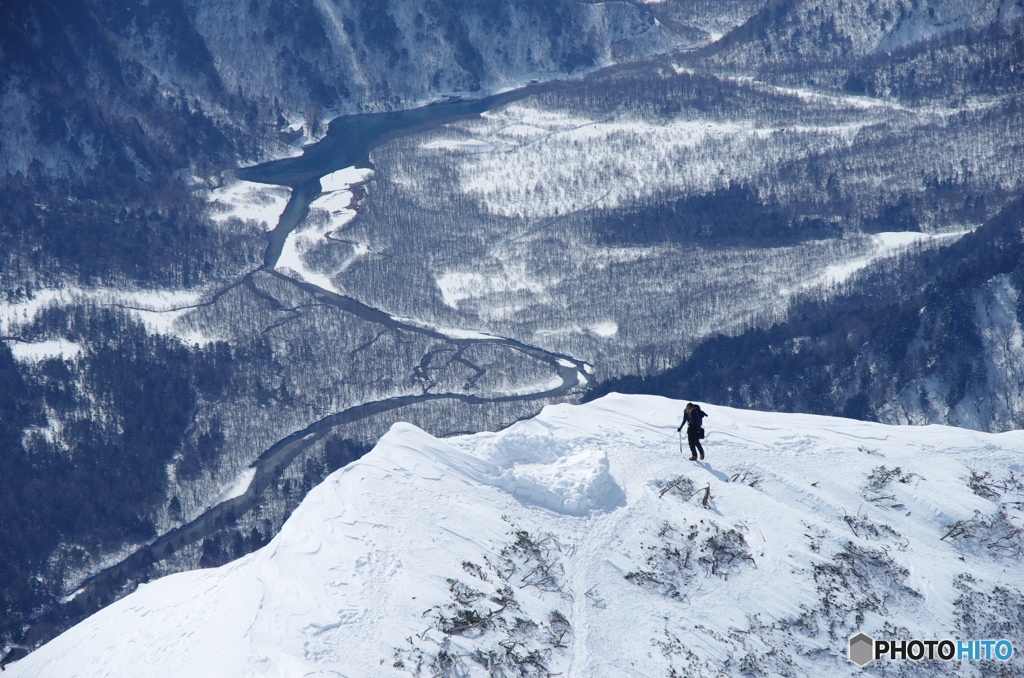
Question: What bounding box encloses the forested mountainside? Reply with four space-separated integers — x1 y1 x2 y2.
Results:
2 0 1022 666
696 0 1023 86
0 0 747 179
587 197 1024 431
1 0 709 287
579 0 1024 428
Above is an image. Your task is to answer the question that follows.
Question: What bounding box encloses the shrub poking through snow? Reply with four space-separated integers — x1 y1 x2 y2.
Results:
627 520 755 600
943 469 1024 558
941 508 1024 557
864 465 918 492
953 574 1024 651
861 465 919 509
794 541 921 638
655 474 716 509
841 508 905 544
626 521 699 600
656 475 696 500
498 524 570 597
966 469 1024 505
730 470 762 488
967 469 1004 501
656 628 729 678
394 522 573 677
698 525 754 578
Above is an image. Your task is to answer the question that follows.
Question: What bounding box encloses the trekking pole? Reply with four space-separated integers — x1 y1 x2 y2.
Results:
678 428 683 455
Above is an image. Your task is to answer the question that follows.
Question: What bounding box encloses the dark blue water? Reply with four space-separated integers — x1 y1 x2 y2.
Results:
236 90 540 269
236 92 522 189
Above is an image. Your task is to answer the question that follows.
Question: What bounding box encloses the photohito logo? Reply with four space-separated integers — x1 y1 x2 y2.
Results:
849 633 1014 666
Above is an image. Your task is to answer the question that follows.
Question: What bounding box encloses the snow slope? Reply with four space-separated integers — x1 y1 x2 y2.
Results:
9 394 1024 677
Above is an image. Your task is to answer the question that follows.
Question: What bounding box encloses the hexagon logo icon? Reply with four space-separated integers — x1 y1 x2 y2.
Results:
849 633 874 666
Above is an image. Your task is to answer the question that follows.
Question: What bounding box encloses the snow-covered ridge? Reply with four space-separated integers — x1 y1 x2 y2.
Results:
9 394 1024 677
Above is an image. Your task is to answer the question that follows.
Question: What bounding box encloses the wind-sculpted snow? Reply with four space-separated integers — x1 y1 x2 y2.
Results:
10 394 1024 677
376 423 625 516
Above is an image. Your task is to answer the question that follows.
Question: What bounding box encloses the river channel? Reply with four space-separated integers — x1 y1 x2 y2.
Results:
47 86 593 645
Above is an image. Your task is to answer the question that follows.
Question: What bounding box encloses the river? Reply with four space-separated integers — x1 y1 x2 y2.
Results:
41 87 592 648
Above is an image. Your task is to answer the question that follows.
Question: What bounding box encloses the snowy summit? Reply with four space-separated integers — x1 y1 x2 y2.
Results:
9 394 1024 677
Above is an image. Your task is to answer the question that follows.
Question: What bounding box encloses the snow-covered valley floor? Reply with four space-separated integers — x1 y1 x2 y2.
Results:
9 394 1024 677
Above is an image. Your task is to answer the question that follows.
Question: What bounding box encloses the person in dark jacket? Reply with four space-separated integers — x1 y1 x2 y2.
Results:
677 402 708 460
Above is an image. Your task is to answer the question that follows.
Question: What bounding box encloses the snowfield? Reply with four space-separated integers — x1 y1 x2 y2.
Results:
0 287 209 346
207 180 291 231
9 394 1024 677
